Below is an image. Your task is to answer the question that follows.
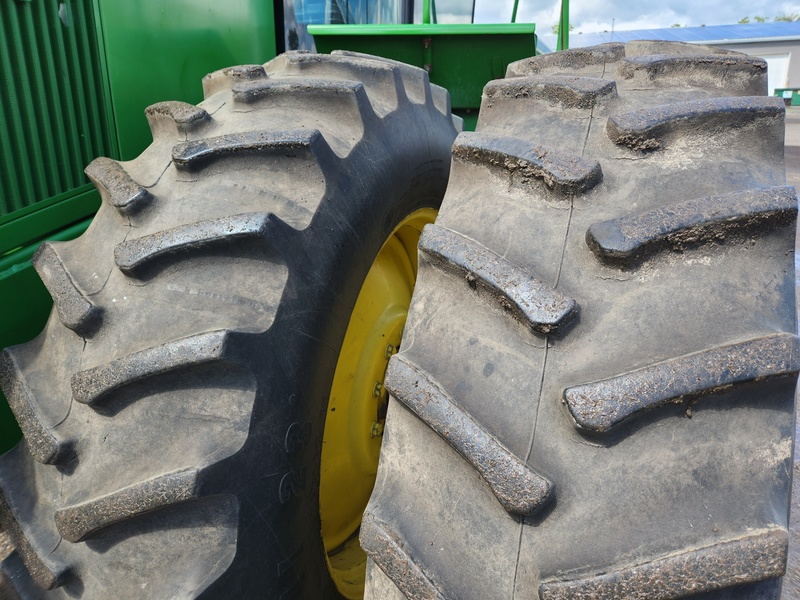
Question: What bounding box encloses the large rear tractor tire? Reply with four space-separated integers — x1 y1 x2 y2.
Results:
364 42 797 599
0 51 458 599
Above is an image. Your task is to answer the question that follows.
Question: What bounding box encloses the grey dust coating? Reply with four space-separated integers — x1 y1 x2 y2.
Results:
539 528 788 600
564 333 800 433
32 242 102 335
70 330 232 406
586 186 798 268
419 223 577 335
0 49 459 599
113 212 277 276
84 156 152 215
364 40 795 600
385 354 553 516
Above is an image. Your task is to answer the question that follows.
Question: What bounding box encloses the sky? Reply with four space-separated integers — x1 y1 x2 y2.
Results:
432 0 800 32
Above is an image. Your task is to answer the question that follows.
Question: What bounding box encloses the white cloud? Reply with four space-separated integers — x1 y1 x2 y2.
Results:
469 0 800 32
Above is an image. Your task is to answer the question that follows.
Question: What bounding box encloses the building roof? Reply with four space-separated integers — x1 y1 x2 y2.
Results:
537 21 800 50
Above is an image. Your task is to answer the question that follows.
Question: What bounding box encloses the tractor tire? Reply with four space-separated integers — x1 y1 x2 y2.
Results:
363 42 798 599
0 51 458 599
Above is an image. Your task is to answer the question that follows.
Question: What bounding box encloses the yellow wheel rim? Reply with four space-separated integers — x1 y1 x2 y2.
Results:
320 208 436 598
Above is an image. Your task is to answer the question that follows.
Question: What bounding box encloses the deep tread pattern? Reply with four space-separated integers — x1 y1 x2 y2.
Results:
171 128 327 171
201 64 267 99
625 40 740 57
385 354 553 515
538 528 788 599
452 132 603 195
484 76 618 110
0 493 68 590
360 513 447 600
232 78 362 104
84 157 152 215
506 43 625 77
618 55 767 96
607 96 785 151
564 333 800 433
145 101 210 134
586 186 798 267
0 351 70 465
114 212 276 276
71 330 231 407
32 242 102 335
54 469 200 542
419 224 577 335
366 41 795 600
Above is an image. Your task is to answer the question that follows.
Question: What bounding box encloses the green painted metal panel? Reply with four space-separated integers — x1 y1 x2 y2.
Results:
96 0 279 160
309 23 536 110
0 0 115 216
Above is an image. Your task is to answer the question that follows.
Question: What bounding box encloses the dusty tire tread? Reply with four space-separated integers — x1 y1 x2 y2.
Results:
484 76 618 110
506 43 625 77
84 157 151 215
618 54 767 95
419 224 577 334
54 468 200 543
171 128 329 171
586 186 798 267
385 354 553 515
70 330 232 407
564 333 800 433
144 101 210 135
606 96 785 150
452 132 603 195
32 242 102 335
201 65 268 100
113 212 277 276
0 351 70 465
232 77 363 104
360 513 447 600
538 528 789 600
0 494 67 591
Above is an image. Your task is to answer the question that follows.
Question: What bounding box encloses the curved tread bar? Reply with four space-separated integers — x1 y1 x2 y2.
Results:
71 330 232 407
54 468 200 542
202 64 267 99
587 186 798 267
625 40 741 57
360 513 447 600
33 242 102 334
618 54 767 95
420 224 577 335
0 350 70 465
84 157 152 215
233 77 362 104
507 43 624 77
0 493 69 589
564 333 800 433
539 528 788 599
607 96 785 151
172 128 325 171
453 131 603 196
114 212 275 276
145 101 210 133
386 354 553 515
484 76 618 110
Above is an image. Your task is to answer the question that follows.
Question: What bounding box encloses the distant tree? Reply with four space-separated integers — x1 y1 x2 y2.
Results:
775 13 800 21
670 23 683 27
551 22 576 34
738 16 750 23
754 15 767 22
